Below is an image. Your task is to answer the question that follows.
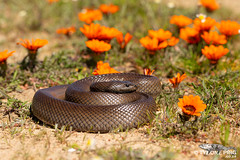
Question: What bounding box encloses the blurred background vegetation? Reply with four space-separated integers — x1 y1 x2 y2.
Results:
0 1 239 159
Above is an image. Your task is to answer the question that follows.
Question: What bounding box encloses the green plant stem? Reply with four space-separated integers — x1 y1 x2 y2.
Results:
0 61 7 77
28 51 38 72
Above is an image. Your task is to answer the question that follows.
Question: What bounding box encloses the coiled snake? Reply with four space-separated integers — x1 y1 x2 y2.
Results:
31 73 161 132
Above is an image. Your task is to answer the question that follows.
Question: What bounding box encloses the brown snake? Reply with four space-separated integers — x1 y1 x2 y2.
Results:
31 73 161 132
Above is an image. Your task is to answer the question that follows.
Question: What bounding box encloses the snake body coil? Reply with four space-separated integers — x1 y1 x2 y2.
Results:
31 73 161 132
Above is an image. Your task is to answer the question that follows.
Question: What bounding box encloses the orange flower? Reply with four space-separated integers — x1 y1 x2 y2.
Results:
201 31 227 45
170 15 192 28
143 68 155 75
216 20 240 38
80 23 120 42
99 4 119 14
17 39 48 54
200 0 219 12
148 29 172 42
168 37 179 46
194 17 216 33
140 36 158 54
78 9 102 24
201 45 229 64
169 73 187 88
56 26 76 36
97 26 120 42
47 0 59 4
0 50 15 63
80 23 102 40
85 39 111 54
180 27 200 44
116 32 133 49
140 36 167 55
178 95 207 116
92 61 119 75
158 41 168 49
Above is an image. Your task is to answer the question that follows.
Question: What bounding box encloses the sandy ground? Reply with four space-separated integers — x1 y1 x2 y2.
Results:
1 0 240 160
0 106 226 160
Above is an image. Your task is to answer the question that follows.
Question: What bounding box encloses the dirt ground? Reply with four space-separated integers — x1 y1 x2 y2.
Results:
1 0 240 160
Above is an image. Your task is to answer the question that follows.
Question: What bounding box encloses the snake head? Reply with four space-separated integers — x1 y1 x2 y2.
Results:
109 81 138 93
90 81 138 93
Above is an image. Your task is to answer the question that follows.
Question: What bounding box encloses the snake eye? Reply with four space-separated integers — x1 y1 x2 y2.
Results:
125 84 130 87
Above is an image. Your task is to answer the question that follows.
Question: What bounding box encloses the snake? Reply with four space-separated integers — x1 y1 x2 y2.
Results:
31 73 161 132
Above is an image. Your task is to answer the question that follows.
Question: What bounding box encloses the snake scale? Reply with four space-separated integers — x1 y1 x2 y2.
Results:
31 73 161 132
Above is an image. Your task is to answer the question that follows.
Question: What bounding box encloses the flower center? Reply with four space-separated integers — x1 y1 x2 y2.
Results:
196 13 206 23
184 105 196 112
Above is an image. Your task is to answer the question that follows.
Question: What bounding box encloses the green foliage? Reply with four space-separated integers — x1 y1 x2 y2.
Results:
0 50 88 93
220 122 230 146
0 91 31 118
190 71 239 115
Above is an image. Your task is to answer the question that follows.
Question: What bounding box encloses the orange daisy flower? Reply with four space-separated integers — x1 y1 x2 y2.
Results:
170 15 192 28
92 61 119 75
216 20 240 38
78 9 102 24
47 0 59 4
85 39 111 54
56 26 76 37
116 32 133 49
180 27 200 44
201 45 229 64
139 36 168 55
80 23 120 42
158 41 168 49
201 31 227 45
97 26 120 42
193 17 216 33
140 36 159 54
0 50 15 64
200 0 219 12
178 95 207 116
17 39 48 54
168 37 179 46
99 4 119 14
143 68 155 75
148 29 172 42
169 73 187 88
80 23 102 40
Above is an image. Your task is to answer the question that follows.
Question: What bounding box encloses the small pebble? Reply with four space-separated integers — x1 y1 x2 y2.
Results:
68 148 76 153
